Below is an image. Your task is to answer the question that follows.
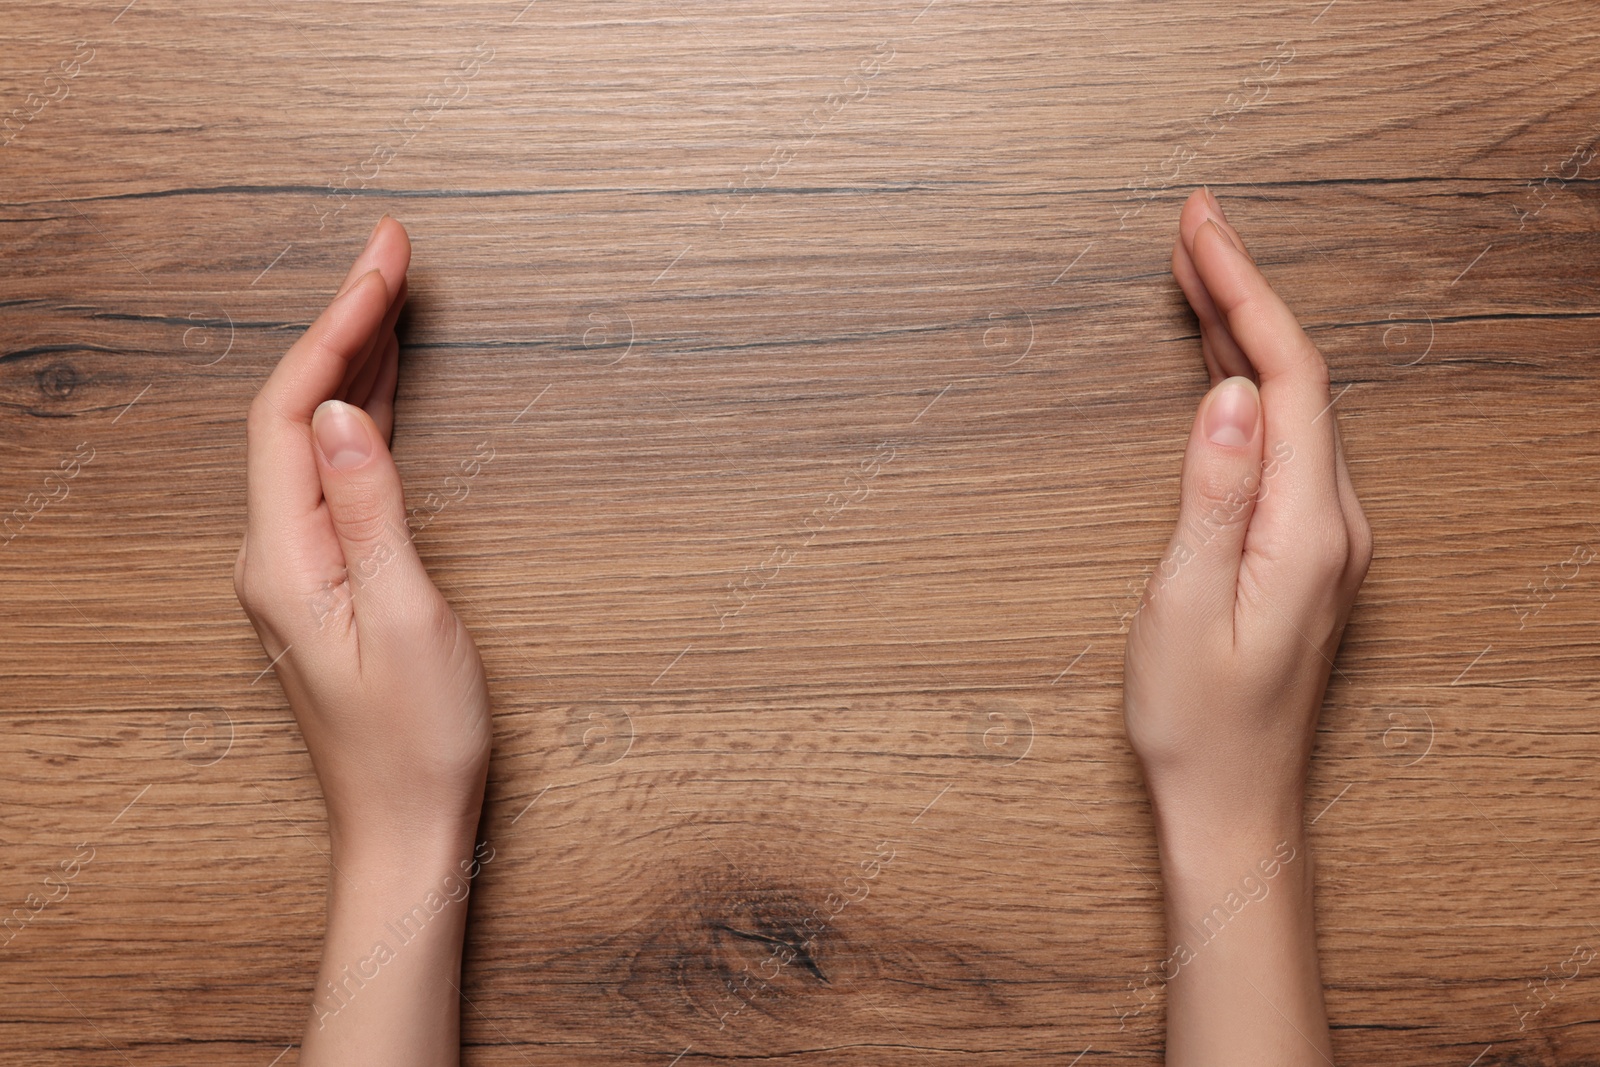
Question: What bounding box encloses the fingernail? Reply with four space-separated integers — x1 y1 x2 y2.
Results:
313 400 372 469
1204 186 1229 223
1203 217 1241 254
1204 376 1259 447
330 219 385 295
338 267 383 301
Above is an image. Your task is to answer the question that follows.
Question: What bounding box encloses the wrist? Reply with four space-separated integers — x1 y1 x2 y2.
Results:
1154 813 1310 910
318 834 493 972
314 747 490 871
1144 767 1305 856
329 818 489 892
324 774 486 874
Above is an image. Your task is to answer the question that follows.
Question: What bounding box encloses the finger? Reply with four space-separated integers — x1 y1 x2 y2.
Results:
246 269 392 557
310 399 439 637
335 216 411 303
1179 235 1221 384
1179 187 1257 266
359 333 401 443
1329 415 1373 596
1187 217 1344 575
340 277 408 402
1197 333 1222 385
1173 233 1253 382
342 331 386 409
1143 376 1265 628
350 326 395 410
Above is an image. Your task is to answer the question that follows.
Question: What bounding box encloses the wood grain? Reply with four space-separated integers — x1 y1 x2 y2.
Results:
3 1 1600 1064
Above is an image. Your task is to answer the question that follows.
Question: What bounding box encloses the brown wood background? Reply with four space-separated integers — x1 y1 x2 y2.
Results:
3 1 1599 1064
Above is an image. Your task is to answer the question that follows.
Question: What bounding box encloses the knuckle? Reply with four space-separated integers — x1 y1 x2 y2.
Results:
334 489 398 548
1300 523 1350 577
1185 465 1253 524
235 562 278 617
1300 350 1332 392
1190 463 1237 506
245 394 275 439
1348 510 1375 574
425 598 460 647
386 590 456 648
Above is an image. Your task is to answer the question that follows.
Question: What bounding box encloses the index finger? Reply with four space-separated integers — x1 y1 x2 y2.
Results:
245 269 392 558
1186 218 1344 570
245 220 412 556
335 215 411 303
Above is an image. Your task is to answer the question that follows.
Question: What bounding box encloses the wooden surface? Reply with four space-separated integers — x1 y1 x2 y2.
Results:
3 1 1600 1064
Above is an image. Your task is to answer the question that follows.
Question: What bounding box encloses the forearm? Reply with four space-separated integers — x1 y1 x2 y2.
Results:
1153 807 1332 1067
300 830 485 1067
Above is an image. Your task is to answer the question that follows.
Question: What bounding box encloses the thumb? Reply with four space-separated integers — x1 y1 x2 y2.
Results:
1147 376 1265 623
311 398 435 628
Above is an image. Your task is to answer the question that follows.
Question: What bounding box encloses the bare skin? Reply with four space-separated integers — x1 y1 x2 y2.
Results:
235 194 1368 1065
1124 187 1371 1066
235 217 491 1067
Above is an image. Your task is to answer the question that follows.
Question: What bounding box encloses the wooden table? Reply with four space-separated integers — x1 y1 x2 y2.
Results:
3 1 1598 1063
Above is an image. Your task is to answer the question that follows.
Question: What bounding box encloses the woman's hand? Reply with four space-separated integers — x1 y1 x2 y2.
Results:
233 217 491 1066
234 216 491 858
1122 188 1371 1066
1124 186 1371 843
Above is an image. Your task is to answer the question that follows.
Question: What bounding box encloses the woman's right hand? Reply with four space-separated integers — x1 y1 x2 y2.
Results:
1123 187 1371 849
1119 188 1371 1066
234 217 493 862
233 217 494 1066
